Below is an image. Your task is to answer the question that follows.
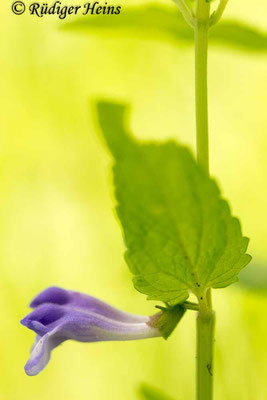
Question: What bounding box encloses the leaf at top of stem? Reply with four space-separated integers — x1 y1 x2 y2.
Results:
95 101 251 306
63 5 267 54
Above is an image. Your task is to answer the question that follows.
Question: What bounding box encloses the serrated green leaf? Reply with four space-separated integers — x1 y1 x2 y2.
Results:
138 383 174 400
63 5 267 53
96 101 251 305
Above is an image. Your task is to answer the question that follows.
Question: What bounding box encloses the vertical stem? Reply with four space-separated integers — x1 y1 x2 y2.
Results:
194 1 214 399
195 0 210 174
196 304 215 400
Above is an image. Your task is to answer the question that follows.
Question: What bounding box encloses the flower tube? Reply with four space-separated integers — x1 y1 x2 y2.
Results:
21 287 185 376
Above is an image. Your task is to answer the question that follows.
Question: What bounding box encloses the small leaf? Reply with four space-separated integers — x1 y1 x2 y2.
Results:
212 21 267 52
138 383 174 400
63 5 267 53
96 101 251 305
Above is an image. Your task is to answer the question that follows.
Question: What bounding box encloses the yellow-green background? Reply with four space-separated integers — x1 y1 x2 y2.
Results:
0 0 267 399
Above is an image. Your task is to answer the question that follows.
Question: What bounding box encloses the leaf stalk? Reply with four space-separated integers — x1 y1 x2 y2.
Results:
172 0 196 28
210 0 229 27
183 301 200 311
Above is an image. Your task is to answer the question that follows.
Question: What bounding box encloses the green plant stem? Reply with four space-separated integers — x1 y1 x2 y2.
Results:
195 0 210 174
196 307 215 400
194 1 214 399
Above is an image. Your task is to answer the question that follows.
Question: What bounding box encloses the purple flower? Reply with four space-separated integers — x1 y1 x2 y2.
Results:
21 287 167 376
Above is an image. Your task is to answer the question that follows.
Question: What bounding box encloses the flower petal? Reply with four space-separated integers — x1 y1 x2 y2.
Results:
30 286 148 323
25 329 64 376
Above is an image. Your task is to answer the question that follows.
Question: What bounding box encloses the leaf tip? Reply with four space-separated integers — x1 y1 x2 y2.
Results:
93 99 133 158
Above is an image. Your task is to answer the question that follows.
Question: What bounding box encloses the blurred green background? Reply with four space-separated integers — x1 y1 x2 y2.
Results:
0 0 267 399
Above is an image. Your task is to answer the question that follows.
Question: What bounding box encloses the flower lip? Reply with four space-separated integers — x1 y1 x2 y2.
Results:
30 287 69 308
21 303 66 332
